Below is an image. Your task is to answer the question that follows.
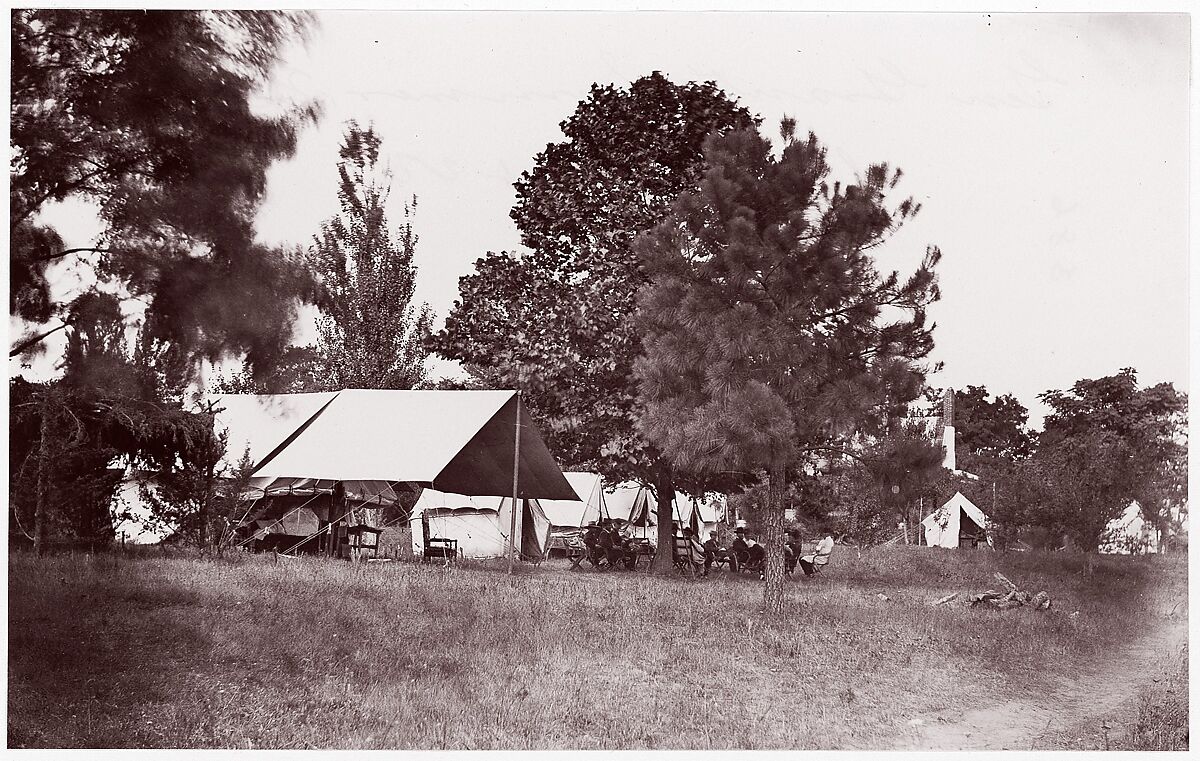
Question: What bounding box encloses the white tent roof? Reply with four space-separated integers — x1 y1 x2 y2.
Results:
921 492 988 528
210 390 578 500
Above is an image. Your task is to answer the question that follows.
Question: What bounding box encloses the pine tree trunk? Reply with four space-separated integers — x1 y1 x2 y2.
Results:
762 465 787 614
651 460 676 575
33 390 52 557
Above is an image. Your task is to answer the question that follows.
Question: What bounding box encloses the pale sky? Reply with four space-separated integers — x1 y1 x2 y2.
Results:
22 10 1192 430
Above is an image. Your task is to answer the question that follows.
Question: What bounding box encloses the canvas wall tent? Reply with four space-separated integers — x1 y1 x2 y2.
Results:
409 489 551 560
921 492 991 548
1099 501 1161 555
209 390 578 552
212 389 578 501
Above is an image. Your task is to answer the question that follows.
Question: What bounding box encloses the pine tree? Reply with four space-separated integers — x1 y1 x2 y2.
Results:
634 120 941 612
311 123 432 390
433 73 756 572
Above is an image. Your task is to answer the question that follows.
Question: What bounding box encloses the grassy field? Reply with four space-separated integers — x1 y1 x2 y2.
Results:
8 544 1188 749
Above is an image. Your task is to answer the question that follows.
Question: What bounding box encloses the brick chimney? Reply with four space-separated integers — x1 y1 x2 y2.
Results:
941 388 956 471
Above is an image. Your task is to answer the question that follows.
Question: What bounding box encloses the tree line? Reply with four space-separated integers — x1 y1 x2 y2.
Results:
10 11 1186 612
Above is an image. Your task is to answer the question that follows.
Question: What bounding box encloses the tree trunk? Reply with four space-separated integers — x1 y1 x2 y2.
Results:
33 390 53 557
762 464 787 614
651 460 676 575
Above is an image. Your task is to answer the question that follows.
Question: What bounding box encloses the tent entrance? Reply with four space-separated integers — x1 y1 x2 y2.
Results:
958 509 984 547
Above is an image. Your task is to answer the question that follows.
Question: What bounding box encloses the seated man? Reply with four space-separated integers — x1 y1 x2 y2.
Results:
600 521 638 570
784 528 803 574
729 528 750 573
582 521 606 568
701 532 725 575
798 533 835 576
745 539 767 574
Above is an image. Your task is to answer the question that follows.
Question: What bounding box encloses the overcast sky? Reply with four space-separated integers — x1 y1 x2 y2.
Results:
29 10 1191 429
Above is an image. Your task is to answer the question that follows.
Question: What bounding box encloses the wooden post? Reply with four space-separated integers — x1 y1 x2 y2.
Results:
507 392 522 574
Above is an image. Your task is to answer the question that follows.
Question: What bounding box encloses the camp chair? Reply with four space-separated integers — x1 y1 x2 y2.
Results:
564 533 589 571
420 513 458 563
673 535 705 578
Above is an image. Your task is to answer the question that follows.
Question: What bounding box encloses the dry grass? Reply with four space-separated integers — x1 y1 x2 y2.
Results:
7 544 1187 749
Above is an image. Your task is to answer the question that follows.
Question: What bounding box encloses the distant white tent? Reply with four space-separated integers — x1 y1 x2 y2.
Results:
921 492 991 548
1100 501 1161 555
409 488 551 560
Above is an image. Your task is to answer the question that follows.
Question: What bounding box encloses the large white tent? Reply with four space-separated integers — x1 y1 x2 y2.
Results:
921 491 991 548
211 390 579 502
209 390 576 556
409 489 551 560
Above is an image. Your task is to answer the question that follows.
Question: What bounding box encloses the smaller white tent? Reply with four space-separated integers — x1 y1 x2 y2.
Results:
410 488 551 560
921 492 991 548
673 494 723 541
538 472 605 530
1100 501 1161 555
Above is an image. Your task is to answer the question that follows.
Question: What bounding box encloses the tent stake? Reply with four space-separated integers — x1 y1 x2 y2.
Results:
508 391 522 574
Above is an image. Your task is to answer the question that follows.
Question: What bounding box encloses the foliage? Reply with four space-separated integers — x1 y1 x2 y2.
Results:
10 9 319 377
9 377 221 550
208 346 326 395
310 122 433 390
633 120 941 610
433 72 757 480
999 369 1187 553
953 385 1035 461
137 439 261 553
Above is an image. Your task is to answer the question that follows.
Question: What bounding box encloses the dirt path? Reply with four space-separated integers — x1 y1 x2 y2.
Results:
902 613 1188 751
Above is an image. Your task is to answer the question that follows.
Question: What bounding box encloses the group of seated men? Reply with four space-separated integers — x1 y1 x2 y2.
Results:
581 519 642 570
679 526 833 577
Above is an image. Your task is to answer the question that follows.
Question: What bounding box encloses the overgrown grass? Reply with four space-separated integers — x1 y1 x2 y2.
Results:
7 545 1187 749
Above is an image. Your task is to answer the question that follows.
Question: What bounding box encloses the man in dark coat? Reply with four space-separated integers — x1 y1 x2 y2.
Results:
784 528 803 574
701 532 724 576
600 520 637 570
729 527 750 572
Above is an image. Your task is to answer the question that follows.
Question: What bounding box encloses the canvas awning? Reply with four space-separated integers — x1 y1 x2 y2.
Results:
211 390 578 501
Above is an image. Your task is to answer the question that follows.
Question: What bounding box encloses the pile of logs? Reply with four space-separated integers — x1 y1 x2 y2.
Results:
967 572 1051 611
929 572 1052 611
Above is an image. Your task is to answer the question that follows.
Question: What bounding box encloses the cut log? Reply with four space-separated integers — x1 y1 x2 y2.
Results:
1032 591 1051 610
932 592 959 606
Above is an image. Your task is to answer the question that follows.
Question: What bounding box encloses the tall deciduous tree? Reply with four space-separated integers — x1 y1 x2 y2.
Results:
310 123 432 390
1022 369 1187 555
634 121 941 612
433 72 757 572
953 385 1034 462
10 10 318 377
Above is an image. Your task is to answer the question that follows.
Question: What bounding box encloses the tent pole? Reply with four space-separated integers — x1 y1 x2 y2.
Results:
508 391 522 574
